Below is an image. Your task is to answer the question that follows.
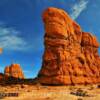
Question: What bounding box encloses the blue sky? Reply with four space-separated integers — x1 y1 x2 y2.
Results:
0 0 100 78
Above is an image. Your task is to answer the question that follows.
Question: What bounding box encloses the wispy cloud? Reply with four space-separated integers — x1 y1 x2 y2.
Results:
0 26 31 51
23 70 32 73
70 0 89 20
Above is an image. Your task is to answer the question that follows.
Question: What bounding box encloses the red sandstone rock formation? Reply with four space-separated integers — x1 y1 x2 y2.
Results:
37 7 100 85
0 73 4 80
4 64 24 79
0 48 2 54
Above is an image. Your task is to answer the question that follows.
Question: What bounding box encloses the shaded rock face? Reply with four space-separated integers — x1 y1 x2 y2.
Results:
37 7 100 85
0 73 4 80
4 64 24 79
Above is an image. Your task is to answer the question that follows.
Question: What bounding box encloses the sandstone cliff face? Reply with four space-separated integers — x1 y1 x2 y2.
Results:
38 7 100 85
4 64 24 79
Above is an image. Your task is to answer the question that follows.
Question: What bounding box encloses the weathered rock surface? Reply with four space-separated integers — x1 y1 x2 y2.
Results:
37 7 100 85
4 64 24 79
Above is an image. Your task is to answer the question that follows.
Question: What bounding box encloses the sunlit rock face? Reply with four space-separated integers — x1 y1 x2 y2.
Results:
37 7 100 85
4 64 24 79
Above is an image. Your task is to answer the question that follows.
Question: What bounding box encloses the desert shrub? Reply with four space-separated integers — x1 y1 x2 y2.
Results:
70 88 88 97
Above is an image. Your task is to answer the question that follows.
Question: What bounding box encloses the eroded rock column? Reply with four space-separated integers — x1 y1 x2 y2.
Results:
37 7 100 85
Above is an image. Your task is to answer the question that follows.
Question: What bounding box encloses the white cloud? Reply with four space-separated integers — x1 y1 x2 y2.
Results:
0 27 31 51
70 0 89 20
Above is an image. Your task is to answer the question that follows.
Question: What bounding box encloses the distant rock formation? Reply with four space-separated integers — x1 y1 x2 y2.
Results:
37 7 100 85
0 48 2 54
4 64 24 79
0 73 4 80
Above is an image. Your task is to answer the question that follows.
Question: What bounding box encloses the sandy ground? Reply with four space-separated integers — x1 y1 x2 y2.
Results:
0 84 100 100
